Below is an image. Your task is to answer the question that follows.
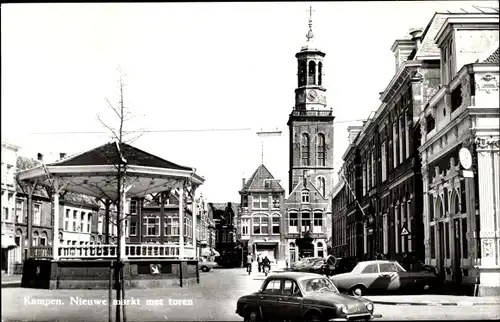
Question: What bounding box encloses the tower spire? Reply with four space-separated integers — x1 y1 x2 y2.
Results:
306 4 315 42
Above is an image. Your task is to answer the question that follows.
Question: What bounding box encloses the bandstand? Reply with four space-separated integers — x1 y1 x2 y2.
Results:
16 141 205 289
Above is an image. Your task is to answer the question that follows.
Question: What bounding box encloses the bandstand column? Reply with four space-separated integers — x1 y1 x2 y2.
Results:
121 185 133 261
179 187 184 258
52 177 60 260
192 187 197 258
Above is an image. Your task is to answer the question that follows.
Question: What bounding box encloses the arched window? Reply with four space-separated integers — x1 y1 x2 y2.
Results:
318 62 323 86
316 176 326 197
272 214 281 234
453 191 460 214
316 133 326 166
308 61 316 85
298 61 307 87
32 231 39 247
301 134 310 166
317 241 324 258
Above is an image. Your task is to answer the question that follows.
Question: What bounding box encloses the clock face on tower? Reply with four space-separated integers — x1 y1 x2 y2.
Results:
307 89 318 102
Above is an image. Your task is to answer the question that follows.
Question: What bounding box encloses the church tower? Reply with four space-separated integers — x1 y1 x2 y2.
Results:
287 6 335 198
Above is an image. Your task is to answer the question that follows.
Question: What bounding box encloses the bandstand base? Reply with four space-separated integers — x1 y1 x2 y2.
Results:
21 258 199 290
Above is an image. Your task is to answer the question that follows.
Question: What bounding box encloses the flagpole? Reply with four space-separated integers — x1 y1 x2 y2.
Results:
339 171 367 218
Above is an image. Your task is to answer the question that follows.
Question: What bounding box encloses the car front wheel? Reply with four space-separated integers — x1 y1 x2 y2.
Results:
244 308 260 322
305 312 323 322
201 266 210 272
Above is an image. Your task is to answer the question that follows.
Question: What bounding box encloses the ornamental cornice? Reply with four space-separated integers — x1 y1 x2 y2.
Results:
380 61 422 103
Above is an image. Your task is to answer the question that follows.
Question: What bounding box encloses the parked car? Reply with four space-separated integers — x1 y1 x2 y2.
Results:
236 272 382 322
330 260 441 296
291 257 322 271
301 256 357 276
198 257 218 272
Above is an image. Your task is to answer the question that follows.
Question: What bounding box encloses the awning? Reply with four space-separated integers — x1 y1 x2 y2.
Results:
1 235 17 249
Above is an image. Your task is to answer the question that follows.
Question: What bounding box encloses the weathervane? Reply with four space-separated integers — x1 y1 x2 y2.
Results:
306 4 315 42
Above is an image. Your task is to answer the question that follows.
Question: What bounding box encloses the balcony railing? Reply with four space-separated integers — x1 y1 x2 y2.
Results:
59 244 117 259
290 110 333 117
126 244 179 258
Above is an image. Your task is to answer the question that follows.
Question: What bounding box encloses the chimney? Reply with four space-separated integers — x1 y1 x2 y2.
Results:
347 125 363 145
37 153 43 161
391 32 416 72
60 152 67 159
409 28 423 51
242 178 246 189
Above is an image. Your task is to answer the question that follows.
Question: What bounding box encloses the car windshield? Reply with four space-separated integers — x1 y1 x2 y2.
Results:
299 277 339 294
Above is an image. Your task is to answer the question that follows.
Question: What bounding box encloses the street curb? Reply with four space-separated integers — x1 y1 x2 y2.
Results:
372 301 499 306
1 282 21 288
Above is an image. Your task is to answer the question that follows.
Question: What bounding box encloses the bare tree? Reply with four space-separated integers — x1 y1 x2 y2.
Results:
96 68 145 322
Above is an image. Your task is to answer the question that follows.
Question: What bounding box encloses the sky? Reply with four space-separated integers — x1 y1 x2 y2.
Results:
1 1 497 202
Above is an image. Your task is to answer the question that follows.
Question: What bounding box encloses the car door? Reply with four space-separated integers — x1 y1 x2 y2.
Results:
278 279 303 321
358 263 383 292
377 262 401 292
259 279 281 320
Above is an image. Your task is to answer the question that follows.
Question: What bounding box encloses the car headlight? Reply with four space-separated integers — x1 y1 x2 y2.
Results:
365 302 373 311
339 305 348 314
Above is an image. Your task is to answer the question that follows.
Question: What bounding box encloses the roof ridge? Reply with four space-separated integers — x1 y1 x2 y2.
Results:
119 142 192 171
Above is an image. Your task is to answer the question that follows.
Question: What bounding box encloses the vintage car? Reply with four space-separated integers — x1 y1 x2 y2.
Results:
305 256 357 276
236 272 382 322
198 257 218 272
291 257 323 271
330 260 441 296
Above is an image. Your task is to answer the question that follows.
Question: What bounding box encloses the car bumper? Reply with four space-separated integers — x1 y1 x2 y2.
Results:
329 314 382 321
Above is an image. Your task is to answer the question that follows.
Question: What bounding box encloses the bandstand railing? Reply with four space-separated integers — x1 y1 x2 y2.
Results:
35 244 198 260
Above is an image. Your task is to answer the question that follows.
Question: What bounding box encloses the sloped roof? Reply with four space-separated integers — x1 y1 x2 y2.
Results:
242 164 284 192
483 47 500 63
49 141 192 171
285 176 328 203
415 13 449 59
16 156 49 198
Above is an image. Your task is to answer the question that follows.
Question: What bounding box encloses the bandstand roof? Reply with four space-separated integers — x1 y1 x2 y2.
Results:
16 141 205 200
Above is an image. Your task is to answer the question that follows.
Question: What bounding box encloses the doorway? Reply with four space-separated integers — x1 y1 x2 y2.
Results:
453 218 462 284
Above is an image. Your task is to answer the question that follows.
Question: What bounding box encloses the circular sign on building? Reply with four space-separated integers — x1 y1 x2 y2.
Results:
459 148 473 169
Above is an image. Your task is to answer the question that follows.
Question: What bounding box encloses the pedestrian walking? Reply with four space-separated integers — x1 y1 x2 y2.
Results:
246 253 253 274
257 253 262 273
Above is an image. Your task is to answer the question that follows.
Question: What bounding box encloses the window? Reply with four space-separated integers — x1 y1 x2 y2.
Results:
451 85 463 113
316 133 325 166
252 195 269 209
301 133 310 166
272 194 280 208
367 158 371 189
283 280 300 295
130 200 137 214
263 279 281 294
399 116 404 162
80 212 86 232
318 62 323 86
308 61 316 85
362 161 367 195
98 215 103 234
184 217 192 238
33 204 41 226
445 223 450 259
87 213 92 233
15 200 23 224
64 209 70 231
371 149 375 187
32 232 39 247
313 213 323 233
144 217 159 236
392 122 398 168
405 113 410 158
40 232 47 246
130 221 137 236
2 207 8 221
272 215 280 234
381 142 387 182
73 210 78 231
166 216 180 236
301 190 310 203
242 218 250 236
379 263 397 273
316 177 326 197
242 195 248 208
289 212 298 233
383 213 388 254
361 264 379 274
253 216 269 235
298 61 307 87
301 212 311 232
426 114 435 133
